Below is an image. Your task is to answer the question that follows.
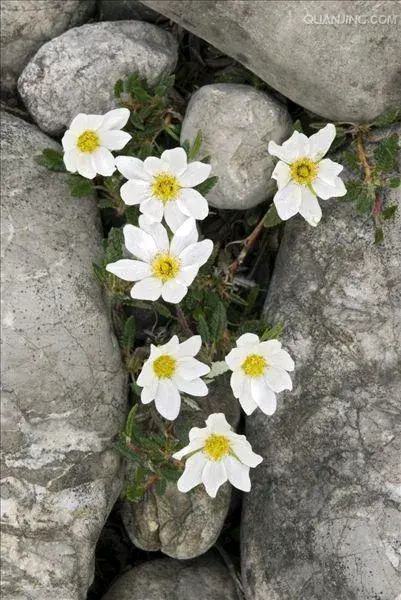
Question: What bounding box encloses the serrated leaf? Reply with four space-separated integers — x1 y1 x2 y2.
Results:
154 477 166 496
35 148 65 172
121 315 136 351
373 133 399 172
154 302 173 318
114 78 124 98
343 180 364 203
341 150 360 173
389 177 400 188
209 300 227 342
356 187 375 214
382 204 398 219
68 174 94 197
195 313 210 343
263 204 282 228
92 263 106 287
97 196 115 209
104 227 124 264
260 323 284 341
373 108 401 128
188 129 203 160
195 176 218 196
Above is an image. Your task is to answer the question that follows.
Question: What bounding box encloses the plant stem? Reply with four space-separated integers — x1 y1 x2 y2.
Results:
228 213 267 279
175 304 193 337
355 129 372 185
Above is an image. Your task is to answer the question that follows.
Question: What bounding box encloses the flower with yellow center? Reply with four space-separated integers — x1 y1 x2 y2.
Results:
62 108 131 179
136 335 210 420
268 124 346 226
115 147 212 232
225 333 294 416
106 219 213 304
173 413 263 498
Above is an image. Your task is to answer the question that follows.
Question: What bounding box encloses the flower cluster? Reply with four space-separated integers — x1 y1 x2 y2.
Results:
61 107 344 498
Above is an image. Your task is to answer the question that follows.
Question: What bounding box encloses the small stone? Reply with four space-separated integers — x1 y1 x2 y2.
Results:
102 552 239 600
99 0 160 22
241 127 401 599
1 112 127 600
18 21 178 136
180 83 292 211
0 0 95 100
121 377 241 559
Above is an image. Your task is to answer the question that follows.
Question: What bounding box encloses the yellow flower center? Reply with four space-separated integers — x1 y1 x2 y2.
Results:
151 172 181 204
203 434 231 461
152 354 177 378
290 157 318 185
151 253 180 283
242 354 267 377
77 130 100 153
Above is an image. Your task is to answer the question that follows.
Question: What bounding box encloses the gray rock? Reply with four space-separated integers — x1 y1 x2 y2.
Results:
122 378 241 559
180 84 291 210
142 0 401 123
0 112 127 600
99 0 160 22
102 552 239 600
241 129 401 599
0 0 95 99
18 21 177 136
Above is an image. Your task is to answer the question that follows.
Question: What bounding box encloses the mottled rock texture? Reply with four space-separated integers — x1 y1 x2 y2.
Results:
241 129 401 599
0 0 95 99
102 552 239 600
1 112 127 600
142 0 401 123
181 83 291 210
18 21 177 136
121 378 241 558
98 0 160 22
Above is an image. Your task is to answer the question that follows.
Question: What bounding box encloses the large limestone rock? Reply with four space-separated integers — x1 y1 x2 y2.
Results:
18 21 177 136
121 378 240 559
102 552 239 600
0 0 95 99
181 84 291 210
241 132 401 599
142 0 401 123
0 112 127 600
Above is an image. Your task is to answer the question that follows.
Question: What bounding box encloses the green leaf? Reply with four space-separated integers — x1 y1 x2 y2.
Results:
195 176 218 196
68 174 94 197
104 227 124 264
35 148 65 172
374 227 384 244
373 133 399 172
97 196 115 209
154 477 167 496
92 263 106 287
121 316 136 351
182 139 191 155
209 300 227 342
188 130 203 161
195 313 211 344
373 108 401 128
342 180 363 202
260 323 284 341
356 187 375 214
382 204 398 220
341 150 360 173
114 78 124 98
263 204 282 228
292 119 303 133
160 465 180 482
389 177 400 188
154 302 173 318
131 380 142 397
125 482 144 502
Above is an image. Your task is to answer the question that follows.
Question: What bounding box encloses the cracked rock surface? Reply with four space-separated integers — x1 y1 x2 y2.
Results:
18 21 177 136
241 129 401 600
1 112 127 600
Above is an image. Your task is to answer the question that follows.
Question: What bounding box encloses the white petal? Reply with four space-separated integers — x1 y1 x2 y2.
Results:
136 361 154 386
224 456 251 492
174 376 208 396
317 158 343 183
299 186 322 227
161 147 188 175
76 154 97 179
140 197 164 221
148 221 169 253
92 147 115 176
177 188 209 219
250 377 278 415
141 378 158 404
273 183 302 221
130 277 163 301
176 452 206 492
176 266 199 286
98 129 131 151
202 460 227 498
63 150 78 173
205 413 232 432
309 123 336 161
144 156 169 176
225 347 249 371
62 130 77 151
170 219 198 256
164 201 189 233
238 381 259 415
176 357 210 379
116 156 151 181
156 335 180 356
138 214 158 230
154 378 181 420
264 366 293 392
258 339 282 356
271 160 291 190
161 280 187 304
236 333 260 347
268 131 308 163
69 113 102 134
231 438 263 467
100 107 130 131
106 259 150 281
178 239 213 267
313 176 346 199
178 161 212 187
265 348 295 372
123 224 157 262
177 335 202 357
230 370 246 398
173 437 206 460
120 180 151 206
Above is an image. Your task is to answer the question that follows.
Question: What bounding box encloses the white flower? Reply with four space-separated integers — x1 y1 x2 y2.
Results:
173 413 263 498
136 335 210 420
115 147 212 232
268 124 346 226
105 219 213 304
62 108 131 179
225 334 294 416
